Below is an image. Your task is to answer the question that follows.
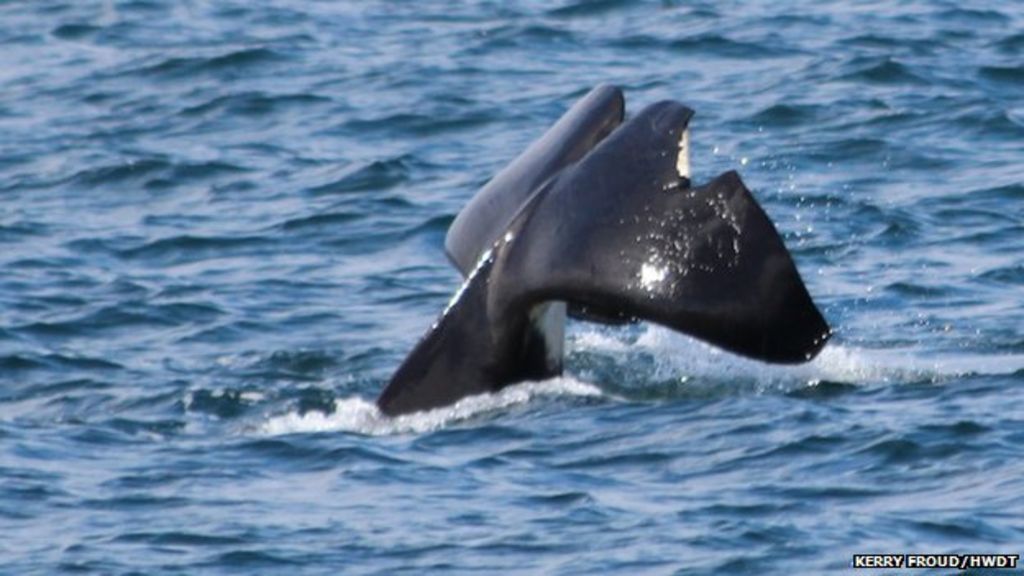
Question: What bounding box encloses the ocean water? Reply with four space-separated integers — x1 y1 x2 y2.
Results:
1 1 1022 574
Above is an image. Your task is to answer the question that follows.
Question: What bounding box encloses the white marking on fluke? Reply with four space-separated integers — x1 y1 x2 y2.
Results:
676 128 691 180
529 301 566 371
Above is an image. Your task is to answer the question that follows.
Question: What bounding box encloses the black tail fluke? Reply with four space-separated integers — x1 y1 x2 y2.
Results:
490 101 830 364
378 90 831 416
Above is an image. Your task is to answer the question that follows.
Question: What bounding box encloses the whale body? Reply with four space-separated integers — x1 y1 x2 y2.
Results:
377 85 830 416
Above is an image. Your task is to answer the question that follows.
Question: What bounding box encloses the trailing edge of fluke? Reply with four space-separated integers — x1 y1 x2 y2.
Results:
376 85 831 416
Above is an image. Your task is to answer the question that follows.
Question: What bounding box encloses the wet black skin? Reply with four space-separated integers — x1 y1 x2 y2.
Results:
377 88 831 416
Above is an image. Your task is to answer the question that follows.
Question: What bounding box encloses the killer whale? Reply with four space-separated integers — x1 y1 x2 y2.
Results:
376 85 830 416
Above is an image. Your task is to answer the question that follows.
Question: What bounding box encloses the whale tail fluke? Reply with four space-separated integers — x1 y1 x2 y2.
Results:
378 87 831 416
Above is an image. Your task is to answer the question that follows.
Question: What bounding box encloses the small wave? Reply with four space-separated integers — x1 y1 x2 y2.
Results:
239 349 338 381
260 378 602 437
840 57 926 85
52 23 101 41
473 23 576 49
0 221 48 242
276 211 363 232
16 307 176 339
179 92 331 118
210 550 298 568
935 8 1010 24
669 34 795 59
749 103 822 127
977 265 1024 286
132 47 287 79
336 111 493 138
186 388 266 420
113 531 246 547
117 234 271 263
401 214 454 242
953 106 1024 139
838 34 946 55
979 64 1024 86
969 182 1024 201
995 32 1024 55
305 157 411 196
70 159 169 187
67 158 245 189
547 0 630 18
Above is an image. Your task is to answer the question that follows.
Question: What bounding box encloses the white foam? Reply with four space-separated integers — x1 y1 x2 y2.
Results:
634 325 897 387
572 328 632 353
260 377 602 437
259 326 1022 437
570 324 989 392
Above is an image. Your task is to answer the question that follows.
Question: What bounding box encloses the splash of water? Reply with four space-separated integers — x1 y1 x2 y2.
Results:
260 377 602 436
259 325 1021 437
573 324 1021 390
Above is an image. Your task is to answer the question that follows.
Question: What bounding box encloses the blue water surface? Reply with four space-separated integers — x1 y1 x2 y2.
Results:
1 1 1023 574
